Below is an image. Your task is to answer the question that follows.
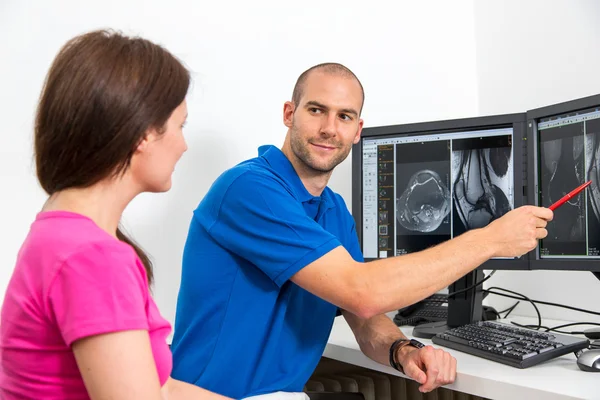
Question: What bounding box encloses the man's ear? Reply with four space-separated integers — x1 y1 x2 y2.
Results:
283 101 295 128
353 119 364 145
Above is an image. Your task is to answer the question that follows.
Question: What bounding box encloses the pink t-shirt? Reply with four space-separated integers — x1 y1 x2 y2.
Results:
0 211 172 399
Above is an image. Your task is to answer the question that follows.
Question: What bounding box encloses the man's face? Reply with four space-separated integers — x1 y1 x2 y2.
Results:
284 72 364 173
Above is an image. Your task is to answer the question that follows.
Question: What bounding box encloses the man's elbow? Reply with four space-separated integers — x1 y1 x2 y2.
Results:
342 276 385 320
350 302 381 320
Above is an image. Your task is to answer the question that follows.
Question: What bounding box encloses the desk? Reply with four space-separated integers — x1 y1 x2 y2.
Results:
324 314 599 400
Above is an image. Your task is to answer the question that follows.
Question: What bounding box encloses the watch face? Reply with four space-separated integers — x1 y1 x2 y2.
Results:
410 339 426 348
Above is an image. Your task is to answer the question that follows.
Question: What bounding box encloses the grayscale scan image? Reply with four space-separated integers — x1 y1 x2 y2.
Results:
451 135 513 238
395 140 451 254
585 117 600 255
539 122 586 256
396 169 450 233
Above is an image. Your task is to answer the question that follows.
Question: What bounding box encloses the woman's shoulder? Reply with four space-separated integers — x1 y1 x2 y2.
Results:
20 211 140 275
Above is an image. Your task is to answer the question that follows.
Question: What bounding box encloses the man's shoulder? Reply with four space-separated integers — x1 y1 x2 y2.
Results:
211 157 283 194
195 157 292 218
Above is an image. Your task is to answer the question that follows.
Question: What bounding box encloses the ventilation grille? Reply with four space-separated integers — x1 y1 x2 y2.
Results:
306 371 488 400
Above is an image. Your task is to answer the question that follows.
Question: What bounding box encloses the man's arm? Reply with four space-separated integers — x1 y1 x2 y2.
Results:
292 205 552 319
342 311 456 393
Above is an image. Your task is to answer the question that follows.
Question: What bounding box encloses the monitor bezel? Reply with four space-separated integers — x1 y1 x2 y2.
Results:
527 93 600 271
352 113 529 270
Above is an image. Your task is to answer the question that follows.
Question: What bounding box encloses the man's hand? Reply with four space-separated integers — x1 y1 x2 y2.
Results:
483 205 553 258
397 345 456 393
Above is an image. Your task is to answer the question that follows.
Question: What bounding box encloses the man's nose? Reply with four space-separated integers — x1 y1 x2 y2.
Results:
320 114 337 137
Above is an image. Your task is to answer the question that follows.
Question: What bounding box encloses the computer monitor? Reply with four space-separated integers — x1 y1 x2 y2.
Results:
352 113 529 337
527 93 600 273
353 113 528 269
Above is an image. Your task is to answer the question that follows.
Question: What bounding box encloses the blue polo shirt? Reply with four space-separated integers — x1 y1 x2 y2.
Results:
171 145 363 398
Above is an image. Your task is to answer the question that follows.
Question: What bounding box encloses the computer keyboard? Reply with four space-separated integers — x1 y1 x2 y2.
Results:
431 321 590 368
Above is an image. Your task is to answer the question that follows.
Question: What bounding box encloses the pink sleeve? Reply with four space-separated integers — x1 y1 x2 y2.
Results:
48 241 149 346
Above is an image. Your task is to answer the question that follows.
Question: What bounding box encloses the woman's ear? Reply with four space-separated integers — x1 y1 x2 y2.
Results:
134 135 149 154
135 129 160 153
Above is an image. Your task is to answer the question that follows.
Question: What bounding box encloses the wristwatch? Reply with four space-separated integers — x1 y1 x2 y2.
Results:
389 338 425 373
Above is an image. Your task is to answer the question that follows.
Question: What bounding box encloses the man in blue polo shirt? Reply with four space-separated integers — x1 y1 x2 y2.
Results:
171 63 553 399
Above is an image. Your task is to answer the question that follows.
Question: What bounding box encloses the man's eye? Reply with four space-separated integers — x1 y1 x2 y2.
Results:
309 108 322 114
340 114 352 121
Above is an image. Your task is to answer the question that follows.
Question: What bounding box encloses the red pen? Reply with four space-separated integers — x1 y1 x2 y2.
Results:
548 180 592 211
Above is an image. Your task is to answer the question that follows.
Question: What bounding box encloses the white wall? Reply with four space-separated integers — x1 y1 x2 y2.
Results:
0 0 479 326
474 1 600 324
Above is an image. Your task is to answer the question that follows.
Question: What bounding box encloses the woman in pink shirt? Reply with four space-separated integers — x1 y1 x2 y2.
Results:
0 30 231 400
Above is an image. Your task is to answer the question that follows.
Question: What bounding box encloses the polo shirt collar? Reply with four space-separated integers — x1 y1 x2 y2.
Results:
258 145 335 209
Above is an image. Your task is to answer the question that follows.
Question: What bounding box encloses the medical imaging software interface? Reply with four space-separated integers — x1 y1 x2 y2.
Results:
537 106 600 258
362 128 514 259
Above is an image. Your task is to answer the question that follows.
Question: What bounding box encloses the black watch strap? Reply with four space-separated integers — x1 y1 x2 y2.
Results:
389 338 425 373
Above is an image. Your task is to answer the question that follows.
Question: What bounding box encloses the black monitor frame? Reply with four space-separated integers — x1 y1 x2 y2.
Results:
527 94 600 272
352 112 530 271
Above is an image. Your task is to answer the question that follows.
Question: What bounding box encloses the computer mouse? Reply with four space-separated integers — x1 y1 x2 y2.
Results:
576 349 600 372
584 327 600 340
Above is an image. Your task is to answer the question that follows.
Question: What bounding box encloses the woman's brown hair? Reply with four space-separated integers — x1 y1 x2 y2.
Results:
35 30 190 285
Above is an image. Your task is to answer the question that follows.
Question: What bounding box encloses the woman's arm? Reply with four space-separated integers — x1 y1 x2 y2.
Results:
162 377 232 400
72 329 233 400
72 330 164 400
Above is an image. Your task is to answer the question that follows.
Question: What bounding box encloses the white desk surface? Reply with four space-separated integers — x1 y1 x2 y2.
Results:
324 314 599 400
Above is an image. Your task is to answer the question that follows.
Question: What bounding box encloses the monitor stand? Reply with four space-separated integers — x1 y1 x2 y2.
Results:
413 270 484 339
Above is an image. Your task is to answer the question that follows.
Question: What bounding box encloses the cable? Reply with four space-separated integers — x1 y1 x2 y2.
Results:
484 287 542 329
497 301 520 318
485 288 541 329
447 270 496 299
497 302 518 315
509 322 600 335
511 321 552 331
484 288 600 317
485 287 600 334
515 297 600 318
544 322 600 334
505 302 520 318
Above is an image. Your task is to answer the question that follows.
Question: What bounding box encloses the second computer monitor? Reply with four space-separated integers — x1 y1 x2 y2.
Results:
352 113 528 270
528 93 600 271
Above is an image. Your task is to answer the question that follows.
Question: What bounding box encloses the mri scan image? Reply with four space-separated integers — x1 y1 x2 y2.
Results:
395 141 451 254
585 118 600 255
451 136 514 237
396 169 450 233
539 123 586 256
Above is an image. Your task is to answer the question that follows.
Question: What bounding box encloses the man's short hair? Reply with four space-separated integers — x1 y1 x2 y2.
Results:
291 63 365 115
